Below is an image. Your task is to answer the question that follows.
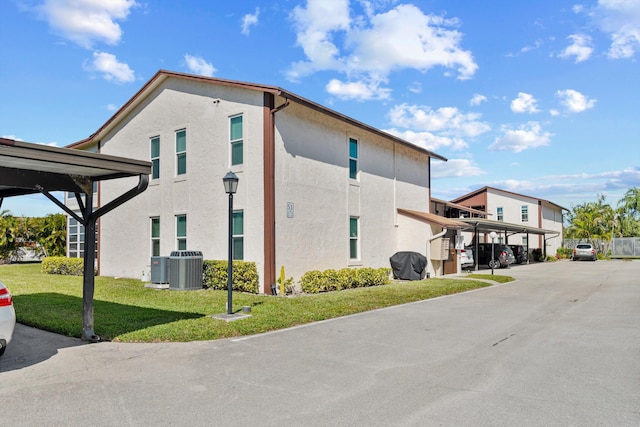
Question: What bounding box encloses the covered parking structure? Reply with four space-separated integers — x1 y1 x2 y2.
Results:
458 218 560 270
0 137 151 341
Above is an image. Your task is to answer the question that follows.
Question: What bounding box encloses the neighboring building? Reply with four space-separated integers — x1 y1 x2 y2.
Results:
67 70 455 292
449 186 567 256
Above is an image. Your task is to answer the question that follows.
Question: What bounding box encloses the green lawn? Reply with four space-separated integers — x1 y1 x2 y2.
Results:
1 264 506 343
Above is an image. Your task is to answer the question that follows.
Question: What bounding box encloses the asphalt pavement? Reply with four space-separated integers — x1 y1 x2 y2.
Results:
1 260 639 426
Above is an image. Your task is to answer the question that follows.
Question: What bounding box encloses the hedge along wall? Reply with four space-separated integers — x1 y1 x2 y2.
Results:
41 257 92 276
299 267 391 293
203 260 259 294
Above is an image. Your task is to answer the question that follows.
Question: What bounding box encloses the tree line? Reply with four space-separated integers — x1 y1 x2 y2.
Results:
565 187 640 241
0 211 66 261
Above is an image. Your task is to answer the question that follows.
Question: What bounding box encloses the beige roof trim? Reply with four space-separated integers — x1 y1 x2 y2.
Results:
398 208 471 229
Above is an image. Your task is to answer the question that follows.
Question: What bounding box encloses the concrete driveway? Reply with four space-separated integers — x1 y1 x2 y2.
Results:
1 260 639 426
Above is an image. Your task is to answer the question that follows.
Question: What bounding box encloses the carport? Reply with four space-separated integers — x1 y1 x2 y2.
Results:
458 218 560 270
0 138 151 341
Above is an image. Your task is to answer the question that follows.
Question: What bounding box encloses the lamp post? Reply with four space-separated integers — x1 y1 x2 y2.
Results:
223 171 239 315
489 231 497 275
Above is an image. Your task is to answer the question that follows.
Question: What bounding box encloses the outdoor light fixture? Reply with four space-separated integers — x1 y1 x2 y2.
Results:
223 171 239 315
489 231 498 275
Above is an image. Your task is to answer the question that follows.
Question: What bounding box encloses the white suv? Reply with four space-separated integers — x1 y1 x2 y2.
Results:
0 282 16 356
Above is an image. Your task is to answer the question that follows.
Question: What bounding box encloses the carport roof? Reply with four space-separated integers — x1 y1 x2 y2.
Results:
398 208 471 229
457 217 559 236
0 137 151 197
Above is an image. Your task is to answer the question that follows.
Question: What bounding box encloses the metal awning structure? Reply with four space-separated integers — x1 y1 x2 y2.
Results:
458 217 560 269
398 208 471 229
0 137 151 341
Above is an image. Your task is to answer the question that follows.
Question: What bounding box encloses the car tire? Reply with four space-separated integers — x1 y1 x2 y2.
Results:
488 259 500 269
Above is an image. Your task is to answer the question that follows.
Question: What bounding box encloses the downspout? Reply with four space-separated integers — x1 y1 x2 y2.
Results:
263 93 290 294
429 228 447 277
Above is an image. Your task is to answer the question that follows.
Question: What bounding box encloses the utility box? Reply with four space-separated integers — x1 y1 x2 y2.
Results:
169 250 203 290
150 256 170 284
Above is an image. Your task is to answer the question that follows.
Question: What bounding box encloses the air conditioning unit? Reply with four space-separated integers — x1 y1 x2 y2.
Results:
150 256 170 284
169 250 203 290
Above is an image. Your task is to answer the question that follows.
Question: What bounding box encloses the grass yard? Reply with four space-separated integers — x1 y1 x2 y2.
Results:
0 264 510 343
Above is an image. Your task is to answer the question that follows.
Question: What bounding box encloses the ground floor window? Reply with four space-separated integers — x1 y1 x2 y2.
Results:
176 214 187 250
151 217 160 256
67 215 98 259
232 210 244 260
349 216 359 260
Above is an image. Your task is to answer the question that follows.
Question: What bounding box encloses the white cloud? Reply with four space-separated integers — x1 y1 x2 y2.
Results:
431 158 485 179
106 104 118 111
556 89 596 113
489 121 552 153
385 128 468 152
510 92 540 114
241 8 260 35
84 51 135 83
594 0 640 59
288 1 477 95
388 104 490 137
559 34 593 62
469 94 487 106
184 55 216 77
36 0 137 49
408 82 422 94
326 78 391 100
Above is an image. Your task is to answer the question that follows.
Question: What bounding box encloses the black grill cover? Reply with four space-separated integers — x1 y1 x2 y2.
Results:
389 251 427 280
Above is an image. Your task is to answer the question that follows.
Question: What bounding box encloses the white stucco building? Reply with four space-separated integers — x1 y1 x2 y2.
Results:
67 70 458 293
450 186 567 256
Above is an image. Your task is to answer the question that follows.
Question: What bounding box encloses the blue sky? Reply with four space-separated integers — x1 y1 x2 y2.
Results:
2 0 639 216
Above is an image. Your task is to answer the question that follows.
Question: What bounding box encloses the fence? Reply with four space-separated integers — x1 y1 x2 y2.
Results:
563 237 640 258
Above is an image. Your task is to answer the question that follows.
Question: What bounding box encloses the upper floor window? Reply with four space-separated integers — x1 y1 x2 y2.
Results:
150 136 160 180
349 138 358 180
230 115 243 166
521 205 529 222
232 210 244 260
497 207 503 221
175 129 186 176
151 217 160 256
176 214 187 250
349 216 359 260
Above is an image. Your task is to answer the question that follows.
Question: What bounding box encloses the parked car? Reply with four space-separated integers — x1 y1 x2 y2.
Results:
0 281 16 356
508 245 527 264
459 247 474 269
472 243 515 269
573 243 597 261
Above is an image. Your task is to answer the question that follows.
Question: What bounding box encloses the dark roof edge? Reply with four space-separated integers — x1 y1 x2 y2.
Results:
67 70 447 161
451 185 568 212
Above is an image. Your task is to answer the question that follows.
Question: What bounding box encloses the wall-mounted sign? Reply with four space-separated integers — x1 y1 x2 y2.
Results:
287 202 294 218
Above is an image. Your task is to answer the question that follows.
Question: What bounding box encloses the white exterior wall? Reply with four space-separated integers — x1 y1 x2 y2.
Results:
98 79 266 280
541 204 564 255
486 190 539 247
272 102 432 282
86 76 436 289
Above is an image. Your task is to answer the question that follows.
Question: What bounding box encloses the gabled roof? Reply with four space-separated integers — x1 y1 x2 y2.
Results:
451 186 568 212
68 70 448 162
430 197 490 217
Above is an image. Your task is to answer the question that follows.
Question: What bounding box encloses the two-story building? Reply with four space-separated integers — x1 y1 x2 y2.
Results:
67 70 458 292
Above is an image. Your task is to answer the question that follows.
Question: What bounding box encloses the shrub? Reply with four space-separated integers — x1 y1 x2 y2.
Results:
556 247 571 259
202 260 259 294
300 267 391 294
41 256 88 276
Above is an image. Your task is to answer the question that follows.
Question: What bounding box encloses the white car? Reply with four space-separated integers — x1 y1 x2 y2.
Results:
460 247 474 269
0 281 16 356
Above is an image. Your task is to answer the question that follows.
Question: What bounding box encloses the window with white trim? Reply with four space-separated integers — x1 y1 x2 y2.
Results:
176 214 187 250
497 207 503 221
230 115 243 166
349 216 359 260
521 205 529 222
232 210 244 260
151 217 160 256
175 129 186 176
349 138 358 180
150 136 160 180
67 216 98 259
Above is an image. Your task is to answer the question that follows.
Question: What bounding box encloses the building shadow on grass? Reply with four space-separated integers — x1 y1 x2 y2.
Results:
1 293 202 372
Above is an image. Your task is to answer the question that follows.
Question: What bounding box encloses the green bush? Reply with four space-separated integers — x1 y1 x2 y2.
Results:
300 267 391 294
203 260 259 294
41 256 88 276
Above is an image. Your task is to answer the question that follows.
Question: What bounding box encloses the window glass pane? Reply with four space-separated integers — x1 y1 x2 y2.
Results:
176 215 187 237
349 138 358 158
230 116 243 140
350 218 358 238
349 159 357 180
178 239 187 250
176 130 186 152
177 153 186 175
231 141 243 165
151 137 160 157
152 159 160 180
350 239 358 259
232 211 244 235
152 240 160 257
151 218 160 238
233 237 244 260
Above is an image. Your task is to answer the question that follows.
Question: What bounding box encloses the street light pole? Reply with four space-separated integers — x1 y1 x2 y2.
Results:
223 171 239 315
